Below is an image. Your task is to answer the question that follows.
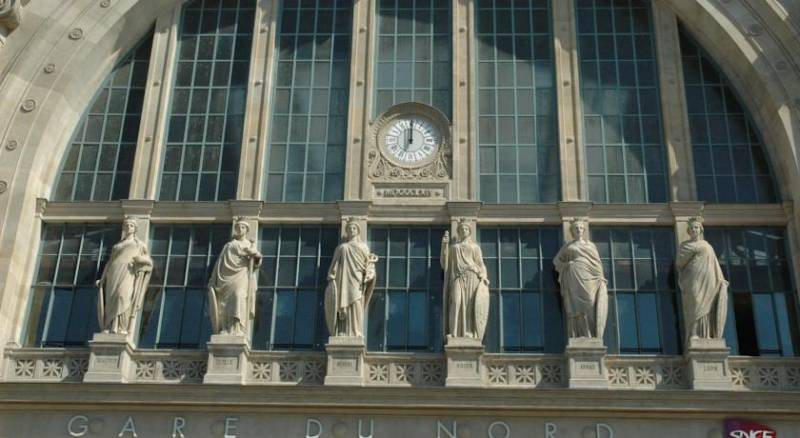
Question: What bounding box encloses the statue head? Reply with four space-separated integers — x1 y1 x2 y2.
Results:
344 217 361 241
687 217 704 241
122 217 138 239
569 218 588 241
456 219 472 242
233 218 250 240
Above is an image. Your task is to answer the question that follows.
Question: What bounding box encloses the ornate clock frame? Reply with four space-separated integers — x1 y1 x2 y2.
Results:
366 102 452 203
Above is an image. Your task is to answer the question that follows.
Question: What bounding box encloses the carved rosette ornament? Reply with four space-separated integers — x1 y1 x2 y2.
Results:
367 102 452 183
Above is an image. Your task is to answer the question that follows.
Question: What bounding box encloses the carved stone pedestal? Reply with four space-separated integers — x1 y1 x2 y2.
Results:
565 337 608 389
203 334 249 385
83 333 134 383
324 336 365 386
686 338 732 390
445 337 484 387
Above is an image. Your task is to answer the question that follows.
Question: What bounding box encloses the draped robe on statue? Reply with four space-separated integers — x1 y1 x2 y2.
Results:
442 239 489 339
325 239 376 337
97 238 151 334
208 239 260 334
554 240 608 339
677 239 728 342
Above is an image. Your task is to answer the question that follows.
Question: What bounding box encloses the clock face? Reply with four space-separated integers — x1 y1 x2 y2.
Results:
384 117 440 165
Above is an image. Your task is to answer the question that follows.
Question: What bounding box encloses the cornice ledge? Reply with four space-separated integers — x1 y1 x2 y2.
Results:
229 200 263 218
669 201 705 219
150 202 231 223
702 203 788 226
589 203 673 224
39 200 124 222
1 383 800 416
260 203 340 223
121 199 155 218
446 201 482 219
337 200 371 218
558 201 593 219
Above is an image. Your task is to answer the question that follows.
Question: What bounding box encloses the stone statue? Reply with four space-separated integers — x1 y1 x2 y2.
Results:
96 217 153 335
441 220 490 340
676 217 729 344
325 218 378 338
554 218 608 339
207 219 262 336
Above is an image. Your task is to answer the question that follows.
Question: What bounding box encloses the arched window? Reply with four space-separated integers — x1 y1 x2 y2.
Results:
678 26 778 203
53 34 153 201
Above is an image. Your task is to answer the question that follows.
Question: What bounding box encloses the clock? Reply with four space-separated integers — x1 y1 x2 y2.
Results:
382 116 441 166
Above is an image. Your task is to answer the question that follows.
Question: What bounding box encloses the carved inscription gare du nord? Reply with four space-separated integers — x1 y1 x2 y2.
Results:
65 415 618 438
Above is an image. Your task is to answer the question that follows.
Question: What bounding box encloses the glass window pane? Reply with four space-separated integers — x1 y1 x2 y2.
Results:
679 27 778 203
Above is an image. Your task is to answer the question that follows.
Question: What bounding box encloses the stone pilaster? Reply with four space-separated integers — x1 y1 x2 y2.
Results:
129 8 181 199
344 0 371 200
238 0 278 200
452 0 472 200
83 333 134 383
204 334 251 385
445 336 483 387
653 0 696 202
324 336 365 386
552 0 585 201
565 337 608 389
685 337 732 390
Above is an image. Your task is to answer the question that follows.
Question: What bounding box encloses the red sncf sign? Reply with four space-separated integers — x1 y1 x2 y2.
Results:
724 419 777 438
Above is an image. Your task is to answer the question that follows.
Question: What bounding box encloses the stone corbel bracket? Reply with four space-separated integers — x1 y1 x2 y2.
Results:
0 0 23 31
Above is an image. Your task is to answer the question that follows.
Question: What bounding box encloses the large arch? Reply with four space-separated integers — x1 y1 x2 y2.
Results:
0 0 797 360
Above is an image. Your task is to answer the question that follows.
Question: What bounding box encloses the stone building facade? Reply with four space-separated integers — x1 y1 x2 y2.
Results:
0 0 799 436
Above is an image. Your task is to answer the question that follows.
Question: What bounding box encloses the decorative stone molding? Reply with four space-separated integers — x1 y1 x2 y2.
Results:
0 180 6 195
364 353 444 387
482 355 565 388
19 98 36 112
4 140 17 151
729 357 800 391
246 352 325 385
68 28 84 41
131 351 207 384
4 348 89 382
0 0 22 31
605 356 688 390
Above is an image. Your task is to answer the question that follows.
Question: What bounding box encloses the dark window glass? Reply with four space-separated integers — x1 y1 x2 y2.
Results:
479 227 565 353
23 224 117 347
252 226 337 350
266 1 352 202
476 0 560 204
54 34 153 201
375 0 451 116
159 0 255 201
678 27 778 203
593 227 680 354
576 0 669 203
705 227 799 356
138 225 228 349
368 226 446 352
